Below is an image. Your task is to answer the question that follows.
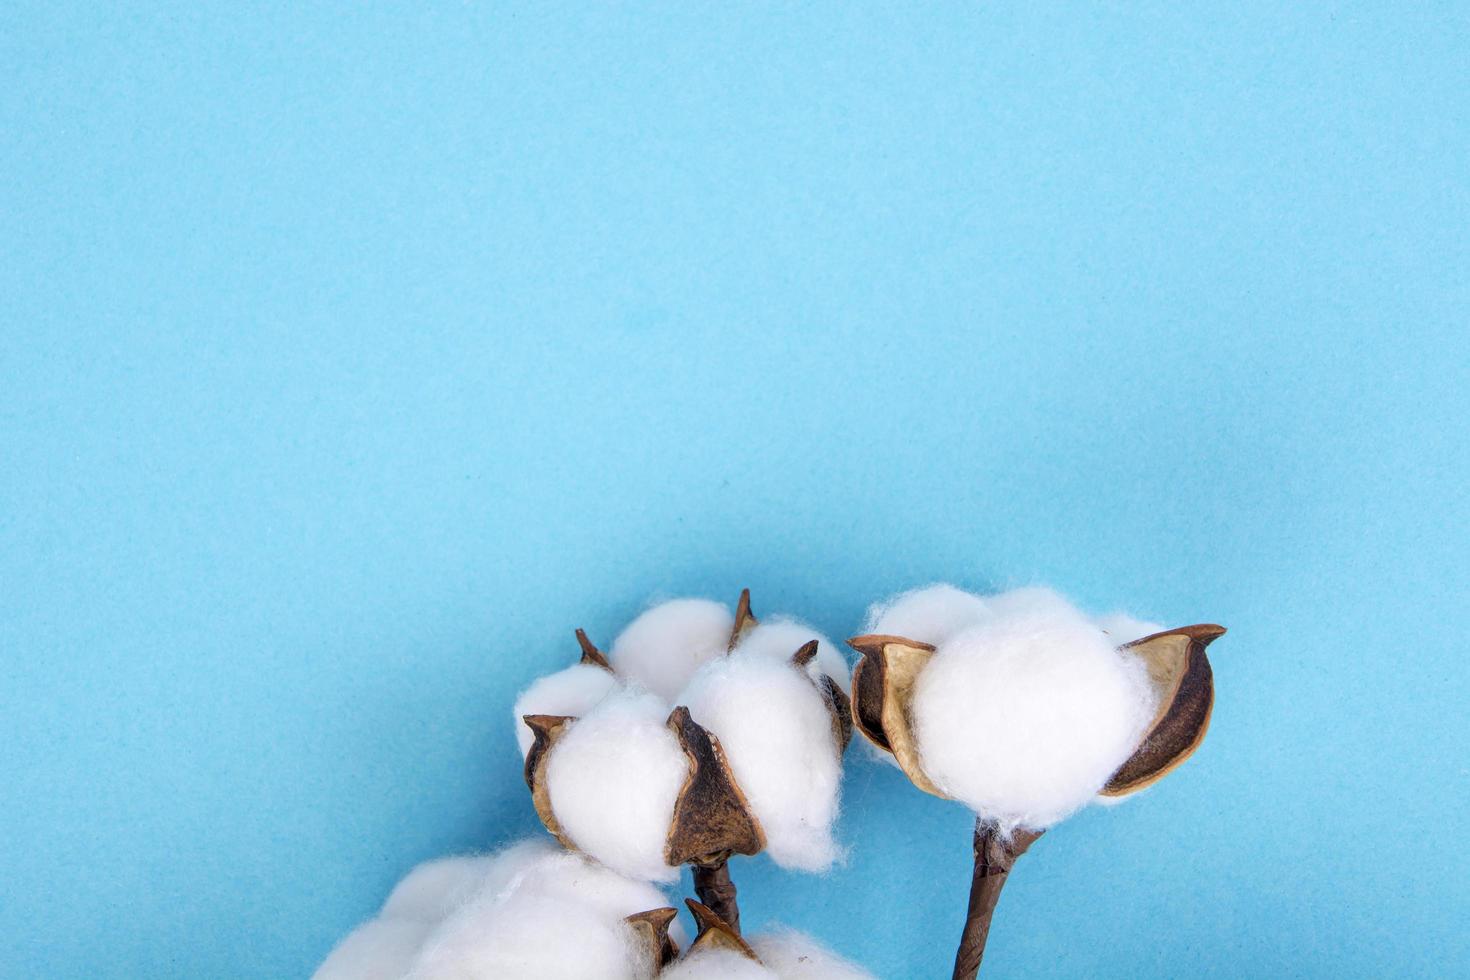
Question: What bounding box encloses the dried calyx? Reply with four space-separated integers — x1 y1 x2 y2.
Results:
625 907 681 969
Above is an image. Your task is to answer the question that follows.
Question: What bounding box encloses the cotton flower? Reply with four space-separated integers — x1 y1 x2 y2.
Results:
853 583 1224 980
314 840 679 980
517 588 853 931
856 584 1221 829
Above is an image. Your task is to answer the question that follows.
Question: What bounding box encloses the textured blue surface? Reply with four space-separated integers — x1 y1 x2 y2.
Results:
3 4 1467 977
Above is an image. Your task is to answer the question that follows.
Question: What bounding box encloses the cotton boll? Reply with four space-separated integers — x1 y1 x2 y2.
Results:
1095 612 1165 645
611 599 736 702
865 584 992 646
660 949 778 980
750 929 876 980
545 689 687 881
911 591 1157 829
680 653 842 871
513 664 621 756
314 917 434 980
734 618 850 692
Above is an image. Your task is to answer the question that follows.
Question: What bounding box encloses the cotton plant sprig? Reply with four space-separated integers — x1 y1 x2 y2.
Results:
848 585 1224 979
516 590 852 931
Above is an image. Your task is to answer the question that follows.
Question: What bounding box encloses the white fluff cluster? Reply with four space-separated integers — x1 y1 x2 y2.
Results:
610 598 737 702
659 931 875 980
750 930 877 980
680 652 843 870
869 585 1159 829
544 689 690 882
314 839 675 980
514 597 850 876
513 663 621 756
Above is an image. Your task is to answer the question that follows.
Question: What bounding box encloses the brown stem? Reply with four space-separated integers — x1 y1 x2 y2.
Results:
692 857 740 934
951 821 1043 980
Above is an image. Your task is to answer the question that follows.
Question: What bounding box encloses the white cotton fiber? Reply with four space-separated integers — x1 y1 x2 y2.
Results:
865 583 992 646
1095 612 1165 645
610 598 736 702
660 949 778 980
314 917 435 980
750 929 876 980
910 587 1158 829
680 652 842 871
380 855 497 922
734 618 850 693
513 664 622 756
544 689 688 881
317 839 677 980
409 845 672 980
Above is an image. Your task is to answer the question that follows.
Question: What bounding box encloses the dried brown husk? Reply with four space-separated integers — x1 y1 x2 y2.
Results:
1102 624 1224 796
624 907 680 969
845 634 948 798
521 713 579 850
574 628 613 671
790 639 854 754
728 588 759 650
664 706 766 867
683 899 761 961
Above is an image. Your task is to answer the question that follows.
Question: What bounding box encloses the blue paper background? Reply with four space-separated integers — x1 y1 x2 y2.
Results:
4 3 1466 977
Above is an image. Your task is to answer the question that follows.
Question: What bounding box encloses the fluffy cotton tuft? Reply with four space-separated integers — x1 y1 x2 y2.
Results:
657 931 873 980
410 845 669 980
1095 612 1165 645
865 583 992 646
660 949 778 980
610 599 736 702
750 930 877 980
734 618 850 693
544 689 687 882
909 587 1157 829
381 856 498 922
513 664 622 756
315 917 435 980
315 840 676 980
680 652 842 871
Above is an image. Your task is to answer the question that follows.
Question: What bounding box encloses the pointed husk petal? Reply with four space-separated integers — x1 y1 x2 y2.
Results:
684 899 760 960
1102 624 1224 796
624 907 680 968
521 714 580 851
663 706 765 866
845 634 948 799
